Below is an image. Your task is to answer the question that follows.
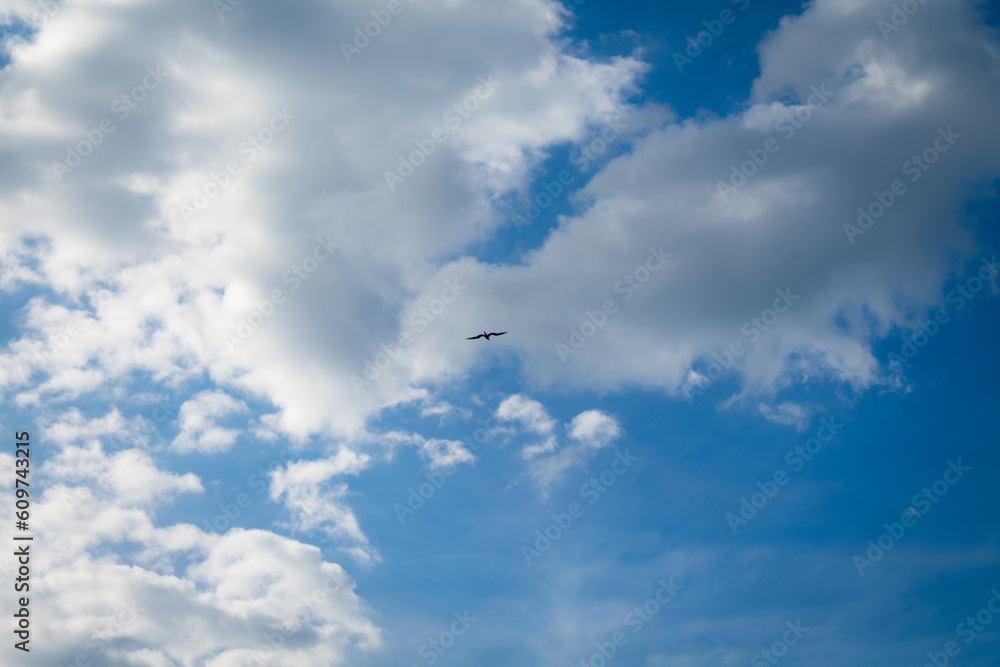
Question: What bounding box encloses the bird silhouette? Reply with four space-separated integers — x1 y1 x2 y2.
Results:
466 331 507 341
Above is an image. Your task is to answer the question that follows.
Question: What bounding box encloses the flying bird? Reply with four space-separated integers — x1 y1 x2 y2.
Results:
466 331 507 341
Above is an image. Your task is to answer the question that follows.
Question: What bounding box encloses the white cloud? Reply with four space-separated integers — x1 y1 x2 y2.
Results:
42 406 128 444
189 528 381 650
394 0 1000 409
419 399 472 422
758 401 812 431
0 0 999 661
171 390 248 453
419 437 476 469
29 530 382 667
567 409 625 448
522 434 558 459
43 441 203 508
525 409 624 495
268 447 378 564
0 441 381 665
0 0 646 443
496 393 557 435
495 395 624 495
3 0 991 442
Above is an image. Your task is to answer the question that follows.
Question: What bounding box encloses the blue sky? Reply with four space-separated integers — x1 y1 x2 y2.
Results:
1 0 999 665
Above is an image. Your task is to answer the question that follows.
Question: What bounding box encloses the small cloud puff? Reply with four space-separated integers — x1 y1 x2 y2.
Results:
171 390 248 454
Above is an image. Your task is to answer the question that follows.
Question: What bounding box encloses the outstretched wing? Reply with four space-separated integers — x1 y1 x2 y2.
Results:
466 333 485 340
488 331 507 337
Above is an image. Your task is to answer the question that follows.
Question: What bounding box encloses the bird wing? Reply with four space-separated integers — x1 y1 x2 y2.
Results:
489 331 507 336
466 334 485 340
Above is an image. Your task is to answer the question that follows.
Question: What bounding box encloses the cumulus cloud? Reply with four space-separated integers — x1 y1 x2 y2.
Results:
4 0 991 440
567 409 625 448
497 393 557 435
0 440 381 665
397 0 1000 409
1 0 999 661
171 390 248 454
41 406 129 444
0 0 647 443
189 529 381 656
29 530 382 667
43 440 203 508
419 437 476 469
